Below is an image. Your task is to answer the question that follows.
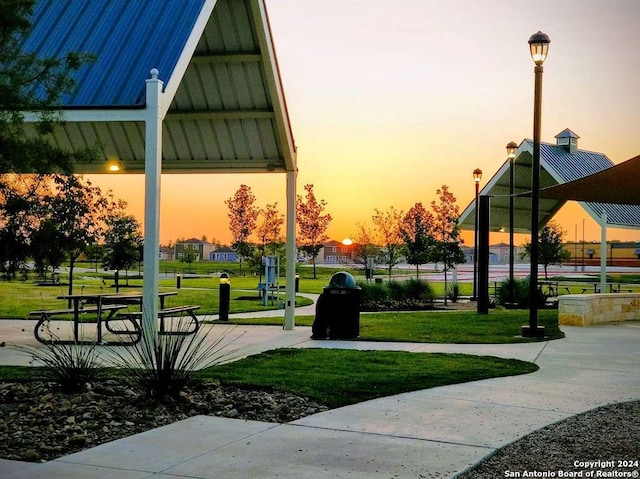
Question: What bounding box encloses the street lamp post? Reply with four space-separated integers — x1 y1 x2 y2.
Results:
506 141 518 305
523 31 550 338
472 168 482 301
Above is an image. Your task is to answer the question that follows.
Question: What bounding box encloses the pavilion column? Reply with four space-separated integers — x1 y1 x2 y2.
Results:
600 211 607 293
283 169 297 330
142 68 163 339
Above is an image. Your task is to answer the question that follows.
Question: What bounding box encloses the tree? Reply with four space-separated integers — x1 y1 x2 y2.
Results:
256 202 285 255
0 0 97 175
372 206 404 280
46 175 109 297
103 199 143 291
0 173 47 278
225 185 259 275
522 221 571 279
351 223 380 276
430 185 465 305
30 218 66 279
296 184 332 279
400 202 435 280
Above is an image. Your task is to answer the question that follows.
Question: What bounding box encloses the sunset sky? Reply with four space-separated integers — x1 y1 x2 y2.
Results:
88 0 640 246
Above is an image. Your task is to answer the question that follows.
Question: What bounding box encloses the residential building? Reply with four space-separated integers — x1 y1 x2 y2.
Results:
320 240 355 264
174 238 216 262
159 247 175 261
209 246 239 262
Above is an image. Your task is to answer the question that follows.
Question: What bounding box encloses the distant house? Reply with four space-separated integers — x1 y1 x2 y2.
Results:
320 240 355 264
174 238 216 262
209 246 238 262
159 247 175 261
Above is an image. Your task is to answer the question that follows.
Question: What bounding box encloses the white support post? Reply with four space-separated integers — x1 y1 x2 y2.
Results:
600 211 607 293
142 68 164 339
284 169 297 330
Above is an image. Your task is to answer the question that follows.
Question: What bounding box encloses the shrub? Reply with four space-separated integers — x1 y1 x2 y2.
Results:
496 277 535 308
109 315 246 400
446 282 460 303
14 332 104 393
357 279 435 311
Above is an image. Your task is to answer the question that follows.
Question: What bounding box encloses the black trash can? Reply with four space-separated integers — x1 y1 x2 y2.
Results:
312 272 361 339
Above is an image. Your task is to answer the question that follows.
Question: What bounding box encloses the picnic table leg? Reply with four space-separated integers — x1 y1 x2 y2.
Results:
96 298 103 344
73 298 80 343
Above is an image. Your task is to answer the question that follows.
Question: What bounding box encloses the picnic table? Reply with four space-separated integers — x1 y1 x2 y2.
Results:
29 291 194 345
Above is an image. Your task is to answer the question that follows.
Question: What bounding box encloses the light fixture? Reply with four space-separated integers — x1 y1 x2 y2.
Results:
528 31 550 65
107 160 122 172
507 141 518 306
472 168 483 301
524 31 550 338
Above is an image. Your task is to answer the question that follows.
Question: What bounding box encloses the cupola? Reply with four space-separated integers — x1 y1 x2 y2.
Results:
555 128 580 154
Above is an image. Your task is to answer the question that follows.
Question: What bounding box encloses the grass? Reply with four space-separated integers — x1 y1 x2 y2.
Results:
202 348 539 408
230 309 564 343
0 279 312 319
1 349 539 409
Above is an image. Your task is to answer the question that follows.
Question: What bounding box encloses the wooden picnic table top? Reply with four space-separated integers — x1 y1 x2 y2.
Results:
57 291 177 300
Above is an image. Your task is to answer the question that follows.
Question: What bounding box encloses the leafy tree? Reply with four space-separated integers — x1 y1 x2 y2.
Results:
351 223 380 275
522 221 571 279
30 218 66 279
46 175 109 297
0 0 97 175
85 243 105 272
400 202 435 280
225 185 259 275
180 244 199 273
0 173 48 278
256 202 284 257
103 199 143 290
430 185 465 305
372 206 404 280
296 184 332 279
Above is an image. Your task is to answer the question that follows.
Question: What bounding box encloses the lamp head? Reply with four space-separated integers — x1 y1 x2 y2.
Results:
220 272 230 284
107 159 122 172
473 168 483 183
506 141 518 160
528 31 550 65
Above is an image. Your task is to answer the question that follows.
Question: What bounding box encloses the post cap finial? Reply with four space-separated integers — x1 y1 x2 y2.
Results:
150 68 159 79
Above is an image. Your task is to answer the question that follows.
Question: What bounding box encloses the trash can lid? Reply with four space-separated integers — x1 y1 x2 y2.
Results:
328 271 357 289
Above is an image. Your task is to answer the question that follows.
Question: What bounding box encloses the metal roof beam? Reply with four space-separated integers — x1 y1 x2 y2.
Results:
166 109 274 120
191 52 262 63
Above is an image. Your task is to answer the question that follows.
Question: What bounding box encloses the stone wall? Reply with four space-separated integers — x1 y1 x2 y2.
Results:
558 293 640 326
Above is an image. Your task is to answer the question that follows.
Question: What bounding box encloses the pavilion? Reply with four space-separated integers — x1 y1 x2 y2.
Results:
458 129 640 306
21 0 299 336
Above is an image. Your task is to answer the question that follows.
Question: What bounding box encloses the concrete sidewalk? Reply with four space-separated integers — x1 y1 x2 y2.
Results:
0 319 638 478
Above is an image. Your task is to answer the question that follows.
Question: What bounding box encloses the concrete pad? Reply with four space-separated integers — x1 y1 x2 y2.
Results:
3 461 149 479
59 416 276 473
163 422 490 479
293 390 569 449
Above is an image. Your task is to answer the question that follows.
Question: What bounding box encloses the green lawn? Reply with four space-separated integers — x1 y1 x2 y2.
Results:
0 279 312 319
231 309 564 343
0 348 539 409
201 348 539 408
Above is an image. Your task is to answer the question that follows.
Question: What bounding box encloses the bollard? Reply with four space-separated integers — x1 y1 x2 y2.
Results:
176 273 181 289
219 272 230 321
295 273 300 293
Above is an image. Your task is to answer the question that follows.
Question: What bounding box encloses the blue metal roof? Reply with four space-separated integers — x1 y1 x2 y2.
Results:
538 141 613 182
24 0 207 108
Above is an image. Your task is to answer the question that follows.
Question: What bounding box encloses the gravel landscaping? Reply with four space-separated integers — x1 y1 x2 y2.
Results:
0 379 327 463
459 399 640 478
1 376 637 474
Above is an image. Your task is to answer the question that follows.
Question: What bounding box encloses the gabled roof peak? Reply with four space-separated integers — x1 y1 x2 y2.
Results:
555 128 580 139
